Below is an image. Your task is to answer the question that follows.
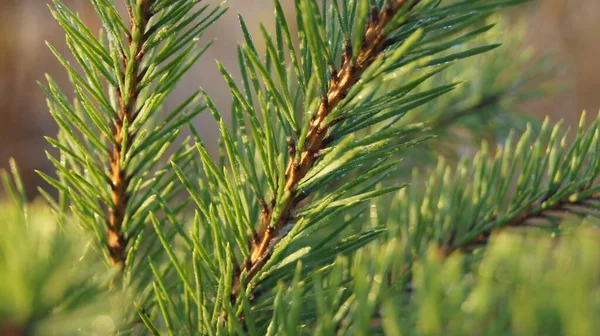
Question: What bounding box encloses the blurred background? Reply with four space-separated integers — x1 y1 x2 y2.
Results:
1 0 599 195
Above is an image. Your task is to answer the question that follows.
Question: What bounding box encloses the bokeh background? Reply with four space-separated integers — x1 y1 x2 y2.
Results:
1 0 599 195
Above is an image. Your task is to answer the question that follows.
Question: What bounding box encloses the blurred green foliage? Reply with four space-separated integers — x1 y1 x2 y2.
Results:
0 203 122 335
1 0 598 335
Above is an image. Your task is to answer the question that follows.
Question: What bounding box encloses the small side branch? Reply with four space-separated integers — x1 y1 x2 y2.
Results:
441 192 600 256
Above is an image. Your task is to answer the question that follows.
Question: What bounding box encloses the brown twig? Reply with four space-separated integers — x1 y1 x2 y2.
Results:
440 191 600 257
230 0 421 305
107 0 152 270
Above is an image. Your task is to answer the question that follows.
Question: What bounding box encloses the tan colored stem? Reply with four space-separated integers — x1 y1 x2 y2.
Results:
107 0 151 269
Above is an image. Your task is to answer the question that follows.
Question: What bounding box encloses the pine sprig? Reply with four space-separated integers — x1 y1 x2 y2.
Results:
227 0 530 303
41 0 225 272
236 0 422 296
391 111 600 257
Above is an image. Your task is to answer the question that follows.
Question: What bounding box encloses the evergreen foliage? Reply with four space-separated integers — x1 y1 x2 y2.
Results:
393 112 600 257
410 228 600 335
40 0 226 296
396 16 559 164
1 0 599 335
1 160 120 335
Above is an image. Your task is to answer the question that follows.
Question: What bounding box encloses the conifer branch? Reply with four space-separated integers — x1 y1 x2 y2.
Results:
233 0 421 299
43 0 225 285
393 112 600 258
448 190 600 255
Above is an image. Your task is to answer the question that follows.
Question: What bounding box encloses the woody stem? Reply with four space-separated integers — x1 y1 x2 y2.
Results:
107 0 152 270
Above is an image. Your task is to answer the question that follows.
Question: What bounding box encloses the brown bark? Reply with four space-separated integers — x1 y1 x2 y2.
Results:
107 0 152 269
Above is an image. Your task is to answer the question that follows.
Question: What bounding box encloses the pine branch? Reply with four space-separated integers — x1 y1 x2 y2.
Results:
391 111 600 257
233 0 422 299
42 0 225 280
450 189 600 255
